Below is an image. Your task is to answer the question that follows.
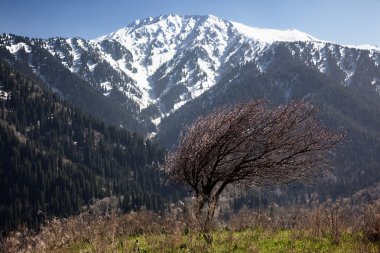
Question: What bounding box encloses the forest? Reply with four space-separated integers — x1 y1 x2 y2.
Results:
0 60 176 235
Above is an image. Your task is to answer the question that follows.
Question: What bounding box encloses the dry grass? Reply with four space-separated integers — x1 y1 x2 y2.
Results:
1 198 379 252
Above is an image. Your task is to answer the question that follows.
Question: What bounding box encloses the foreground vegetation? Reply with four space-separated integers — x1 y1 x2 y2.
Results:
94 229 377 253
2 223 378 253
2 198 379 252
24 229 367 253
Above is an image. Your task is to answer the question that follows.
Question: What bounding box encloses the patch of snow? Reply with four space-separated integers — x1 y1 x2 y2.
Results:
371 77 379 85
0 90 9 100
45 45 58 58
307 42 330 74
371 53 380 67
62 62 70 68
151 117 162 126
88 63 97 72
230 21 318 43
372 77 380 94
76 38 87 50
66 38 82 73
172 99 188 111
344 44 380 52
100 81 112 95
146 132 157 139
345 55 358 84
6 42 31 54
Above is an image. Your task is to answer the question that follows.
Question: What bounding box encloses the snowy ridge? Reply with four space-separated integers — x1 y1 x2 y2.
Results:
91 14 379 116
92 14 231 110
1 14 380 127
230 21 318 43
91 14 324 113
344 44 380 52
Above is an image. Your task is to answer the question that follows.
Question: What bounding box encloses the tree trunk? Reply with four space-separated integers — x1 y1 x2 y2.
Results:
193 195 206 224
203 196 218 232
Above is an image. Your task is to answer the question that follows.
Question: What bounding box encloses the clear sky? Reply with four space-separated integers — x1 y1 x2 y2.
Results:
0 0 379 46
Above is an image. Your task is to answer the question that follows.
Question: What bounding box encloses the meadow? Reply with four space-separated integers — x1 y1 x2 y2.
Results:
2 197 379 252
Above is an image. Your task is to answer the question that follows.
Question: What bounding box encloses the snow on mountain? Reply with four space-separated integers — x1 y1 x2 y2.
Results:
90 14 324 115
344 44 380 52
90 14 379 116
1 14 380 127
92 14 232 110
6 42 32 54
230 21 318 43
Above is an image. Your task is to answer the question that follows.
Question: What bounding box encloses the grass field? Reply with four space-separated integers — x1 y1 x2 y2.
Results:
64 229 378 253
2 200 379 252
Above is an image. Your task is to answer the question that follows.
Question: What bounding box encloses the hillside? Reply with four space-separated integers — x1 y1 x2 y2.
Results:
0 60 171 234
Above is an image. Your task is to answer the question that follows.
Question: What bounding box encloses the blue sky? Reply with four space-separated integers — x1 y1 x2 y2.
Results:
0 0 379 46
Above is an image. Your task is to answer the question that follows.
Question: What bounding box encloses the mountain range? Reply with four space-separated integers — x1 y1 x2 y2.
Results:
1 14 380 232
1 14 379 135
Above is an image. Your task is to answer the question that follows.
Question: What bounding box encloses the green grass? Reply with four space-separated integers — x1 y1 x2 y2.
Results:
65 229 378 253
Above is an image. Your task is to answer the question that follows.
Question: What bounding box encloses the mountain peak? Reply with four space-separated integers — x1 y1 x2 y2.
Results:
104 14 319 45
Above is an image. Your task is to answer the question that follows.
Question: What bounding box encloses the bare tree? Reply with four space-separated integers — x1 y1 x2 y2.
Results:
162 100 344 231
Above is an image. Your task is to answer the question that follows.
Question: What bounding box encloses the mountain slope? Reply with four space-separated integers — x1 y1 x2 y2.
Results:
0 59 170 234
1 15 379 132
0 34 152 133
156 54 380 201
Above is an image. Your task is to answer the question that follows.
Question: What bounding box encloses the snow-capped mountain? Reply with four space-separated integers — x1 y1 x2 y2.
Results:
88 14 325 117
2 14 380 201
1 14 380 129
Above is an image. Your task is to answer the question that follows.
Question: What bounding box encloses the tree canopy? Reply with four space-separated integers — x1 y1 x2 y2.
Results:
162 100 344 230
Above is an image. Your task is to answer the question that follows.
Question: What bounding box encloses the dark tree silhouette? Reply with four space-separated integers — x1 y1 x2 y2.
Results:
162 100 344 230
